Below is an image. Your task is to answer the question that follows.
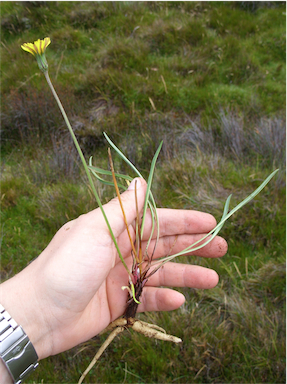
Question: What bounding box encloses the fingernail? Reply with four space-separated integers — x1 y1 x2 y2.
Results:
128 178 141 190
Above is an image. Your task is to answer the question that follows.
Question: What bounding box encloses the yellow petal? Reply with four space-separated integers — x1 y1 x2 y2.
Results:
34 37 51 54
43 37 51 50
33 39 41 54
21 43 37 56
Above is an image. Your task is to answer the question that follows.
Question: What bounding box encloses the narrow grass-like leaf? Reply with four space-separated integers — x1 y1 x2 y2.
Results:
89 158 157 261
89 157 133 186
103 132 144 178
141 141 162 251
108 148 137 259
88 166 132 190
150 193 232 272
152 169 279 266
103 133 159 252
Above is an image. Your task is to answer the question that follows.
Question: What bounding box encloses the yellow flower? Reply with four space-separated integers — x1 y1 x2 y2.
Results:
21 37 51 72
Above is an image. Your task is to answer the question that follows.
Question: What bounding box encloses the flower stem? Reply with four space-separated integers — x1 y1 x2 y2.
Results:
43 71 130 274
44 73 90 182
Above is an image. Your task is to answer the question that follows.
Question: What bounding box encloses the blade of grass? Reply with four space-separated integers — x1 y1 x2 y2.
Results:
134 181 143 267
141 141 162 256
148 192 232 276
103 132 144 179
108 148 137 260
152 169 279 265
103 132 160 258
88 157 133 187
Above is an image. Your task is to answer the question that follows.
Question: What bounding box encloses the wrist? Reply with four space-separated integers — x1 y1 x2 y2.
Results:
0 263 53 361
0 358 13 384
0 303 39 383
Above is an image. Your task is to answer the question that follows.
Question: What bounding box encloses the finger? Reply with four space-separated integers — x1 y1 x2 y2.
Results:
143 233 228 260
145 262 219 289
141 208 217 240
137 287 185 312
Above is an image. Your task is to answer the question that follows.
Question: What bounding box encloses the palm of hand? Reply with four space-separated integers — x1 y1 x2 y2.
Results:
31 184 227 357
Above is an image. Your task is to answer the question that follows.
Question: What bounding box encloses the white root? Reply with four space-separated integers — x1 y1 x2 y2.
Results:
99 318 127 335
78 326 125 384
79 318 182 383
134 320 167 334
131 320 182 343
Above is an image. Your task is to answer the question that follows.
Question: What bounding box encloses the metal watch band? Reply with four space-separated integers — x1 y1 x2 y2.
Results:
0 304 39 384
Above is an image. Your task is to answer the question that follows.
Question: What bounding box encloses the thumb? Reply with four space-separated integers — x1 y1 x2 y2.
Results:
103 178 147 238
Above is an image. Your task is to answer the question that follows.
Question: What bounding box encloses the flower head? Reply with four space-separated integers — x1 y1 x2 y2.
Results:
21 37 51 72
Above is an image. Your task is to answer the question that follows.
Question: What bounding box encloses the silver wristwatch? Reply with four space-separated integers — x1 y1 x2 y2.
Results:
0 304 39 384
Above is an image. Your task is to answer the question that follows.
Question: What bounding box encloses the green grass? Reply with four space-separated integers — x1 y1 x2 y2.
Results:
0 1 285 383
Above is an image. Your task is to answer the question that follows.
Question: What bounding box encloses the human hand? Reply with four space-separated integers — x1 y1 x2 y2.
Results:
0 178 227 361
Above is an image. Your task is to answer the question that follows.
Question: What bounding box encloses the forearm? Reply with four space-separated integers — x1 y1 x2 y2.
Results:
0 264 51 384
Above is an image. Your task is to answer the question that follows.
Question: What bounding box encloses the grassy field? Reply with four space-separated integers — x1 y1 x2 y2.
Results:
1 1 286 383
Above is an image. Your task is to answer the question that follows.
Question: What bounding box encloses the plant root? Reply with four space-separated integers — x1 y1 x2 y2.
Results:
99 317 127 334
78 325 125 384
130 318 182 343
78 318 182 383
132 319 167 334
